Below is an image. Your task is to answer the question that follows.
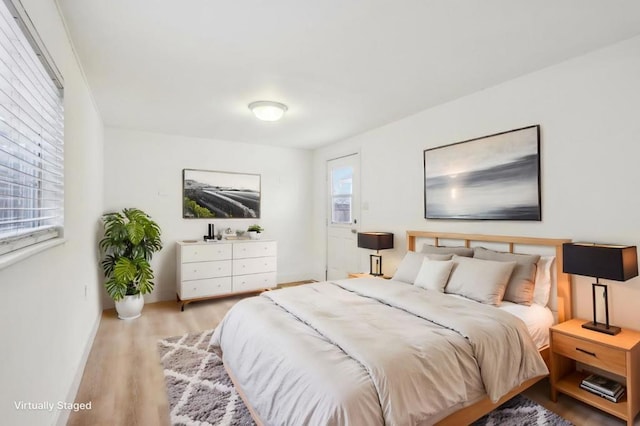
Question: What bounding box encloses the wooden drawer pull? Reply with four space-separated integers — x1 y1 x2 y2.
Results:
576 347 597 357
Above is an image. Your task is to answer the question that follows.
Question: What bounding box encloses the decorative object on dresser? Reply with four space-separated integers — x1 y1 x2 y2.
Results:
182 169 261 219
247 224 263 240
562 242 638 335
550 318 640 425
99 208 163 320
176 239 277 311
424 125 541 221
204 223 215 241
357 232 394 276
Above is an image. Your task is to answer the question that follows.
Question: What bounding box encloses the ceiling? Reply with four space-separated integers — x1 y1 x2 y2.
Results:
56 1 640 150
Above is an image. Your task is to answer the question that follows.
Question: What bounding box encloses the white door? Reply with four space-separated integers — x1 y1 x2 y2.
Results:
326 154 360 280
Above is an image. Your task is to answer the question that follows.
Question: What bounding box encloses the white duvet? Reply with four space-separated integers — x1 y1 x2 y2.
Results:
211 278 548 426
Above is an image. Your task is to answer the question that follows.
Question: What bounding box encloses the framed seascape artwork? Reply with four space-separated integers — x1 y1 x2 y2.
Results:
424 125 541 221
182 169 261 219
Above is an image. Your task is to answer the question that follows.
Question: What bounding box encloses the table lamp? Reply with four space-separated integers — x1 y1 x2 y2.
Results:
563 242 638 335
357 232 394 276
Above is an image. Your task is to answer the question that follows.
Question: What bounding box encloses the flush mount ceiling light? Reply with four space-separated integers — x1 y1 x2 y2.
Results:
248 100 288 122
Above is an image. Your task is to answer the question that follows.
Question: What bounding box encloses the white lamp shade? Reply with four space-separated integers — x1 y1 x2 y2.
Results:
248 101 288 121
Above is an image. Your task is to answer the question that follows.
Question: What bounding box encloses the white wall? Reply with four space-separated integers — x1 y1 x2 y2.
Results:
103 127 314 305
0 1 104 425
312 35 640 330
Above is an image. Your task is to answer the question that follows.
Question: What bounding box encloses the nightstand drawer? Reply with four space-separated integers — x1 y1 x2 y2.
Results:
553 332 626 376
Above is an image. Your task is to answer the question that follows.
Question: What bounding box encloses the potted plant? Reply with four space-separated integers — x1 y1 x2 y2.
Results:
247 224 264 240
99 208 163 319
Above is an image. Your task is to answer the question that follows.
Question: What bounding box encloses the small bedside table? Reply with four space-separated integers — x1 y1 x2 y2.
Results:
348 272 374 279
550 319 640 426
347 273 391 279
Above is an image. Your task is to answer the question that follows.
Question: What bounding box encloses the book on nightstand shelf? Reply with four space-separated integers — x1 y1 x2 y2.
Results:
580 374 625 402
579 383 625 403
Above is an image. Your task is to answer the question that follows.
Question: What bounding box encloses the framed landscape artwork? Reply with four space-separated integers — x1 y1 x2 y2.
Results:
182 169 261 219
424 125 541 220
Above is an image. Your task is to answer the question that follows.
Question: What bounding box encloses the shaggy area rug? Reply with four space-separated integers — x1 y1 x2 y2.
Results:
158 330 572 426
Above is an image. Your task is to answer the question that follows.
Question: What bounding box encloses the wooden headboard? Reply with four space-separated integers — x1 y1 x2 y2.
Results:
406 230 572 323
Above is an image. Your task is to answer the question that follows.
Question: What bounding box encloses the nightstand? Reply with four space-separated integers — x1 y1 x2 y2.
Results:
348 272 374 279
347 273 392 279
550 318 640 426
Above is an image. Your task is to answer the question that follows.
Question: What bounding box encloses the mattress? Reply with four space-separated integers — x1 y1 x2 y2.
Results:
498 301 554 349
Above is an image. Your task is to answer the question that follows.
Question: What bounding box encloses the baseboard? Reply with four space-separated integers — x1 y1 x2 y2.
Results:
55 311 101 426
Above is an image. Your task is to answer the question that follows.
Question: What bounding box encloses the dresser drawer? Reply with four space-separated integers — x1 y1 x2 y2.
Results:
233 256 277 275
179 277 232 299
181 243 232 263
181 260 231 281
552 331 626 376
233 241 277 259
233 272 277 292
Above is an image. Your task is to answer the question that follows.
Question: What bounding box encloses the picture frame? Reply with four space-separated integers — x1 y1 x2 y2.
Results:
424 125 541 221
182 169 261 219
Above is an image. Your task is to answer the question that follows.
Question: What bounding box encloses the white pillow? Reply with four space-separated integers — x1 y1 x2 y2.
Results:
414 259 454 292
445 255 516 306
392 251 453 284
533 256 555 306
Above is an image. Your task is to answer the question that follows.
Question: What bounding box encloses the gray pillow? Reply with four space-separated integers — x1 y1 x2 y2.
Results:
424 253 454 261
393 251 453 284
422 244 474 257
473 247 540 306
445 255 516 306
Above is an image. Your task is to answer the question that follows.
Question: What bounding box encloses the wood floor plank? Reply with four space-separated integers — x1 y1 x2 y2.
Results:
69 294 634 425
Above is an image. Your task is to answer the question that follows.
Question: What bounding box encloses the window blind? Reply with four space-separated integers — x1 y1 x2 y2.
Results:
0 0 64 257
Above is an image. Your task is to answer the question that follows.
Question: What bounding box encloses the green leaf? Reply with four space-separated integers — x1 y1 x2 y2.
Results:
126 221 145 245
113 257 137 284
104 277 127 301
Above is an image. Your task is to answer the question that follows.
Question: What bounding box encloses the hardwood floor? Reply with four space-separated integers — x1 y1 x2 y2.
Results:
67 296 244 426
69 293 634 426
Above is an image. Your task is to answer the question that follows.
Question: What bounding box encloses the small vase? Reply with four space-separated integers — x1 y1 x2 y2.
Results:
115 294 144 320
248 231 261 240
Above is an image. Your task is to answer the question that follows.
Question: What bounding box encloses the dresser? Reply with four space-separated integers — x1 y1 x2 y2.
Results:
176 239 277 310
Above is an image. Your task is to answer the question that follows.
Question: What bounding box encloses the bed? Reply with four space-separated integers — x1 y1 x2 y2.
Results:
211 231 572 425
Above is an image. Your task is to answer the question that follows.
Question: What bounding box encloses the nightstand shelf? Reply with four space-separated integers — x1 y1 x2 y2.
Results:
555 370 628 419
550 319 640 426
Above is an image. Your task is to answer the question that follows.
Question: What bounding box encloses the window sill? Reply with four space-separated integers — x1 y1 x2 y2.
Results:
0 238 66 271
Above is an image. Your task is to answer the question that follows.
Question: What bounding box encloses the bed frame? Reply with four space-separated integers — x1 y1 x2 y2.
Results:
224 230 573 426
406 230 572 425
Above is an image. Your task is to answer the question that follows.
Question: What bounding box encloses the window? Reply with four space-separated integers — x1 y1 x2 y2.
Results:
0 0 64 257
330 166 353 224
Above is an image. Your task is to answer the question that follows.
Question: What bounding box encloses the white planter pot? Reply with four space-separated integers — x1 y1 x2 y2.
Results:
248 231 262 240
115 294 144 320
